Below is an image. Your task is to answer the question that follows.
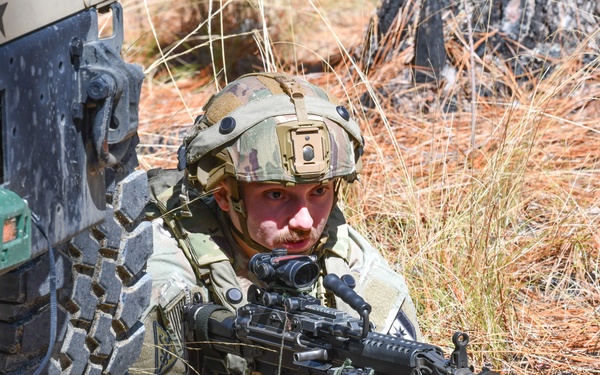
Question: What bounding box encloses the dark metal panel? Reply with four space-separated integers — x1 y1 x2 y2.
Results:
0 9 105 257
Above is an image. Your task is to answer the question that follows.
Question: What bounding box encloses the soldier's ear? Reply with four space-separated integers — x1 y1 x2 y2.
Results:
213 180 232 212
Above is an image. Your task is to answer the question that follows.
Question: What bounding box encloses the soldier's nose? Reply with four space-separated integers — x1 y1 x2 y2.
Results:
289 207 313 231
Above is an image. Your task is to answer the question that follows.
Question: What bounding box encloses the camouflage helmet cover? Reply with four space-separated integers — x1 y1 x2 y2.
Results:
183 72 364 192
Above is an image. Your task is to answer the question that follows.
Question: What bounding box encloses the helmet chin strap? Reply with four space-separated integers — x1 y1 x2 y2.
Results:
227 180 273 254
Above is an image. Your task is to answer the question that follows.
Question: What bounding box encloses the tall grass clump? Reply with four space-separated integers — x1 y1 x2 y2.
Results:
341 95 540 369
341 27 600 372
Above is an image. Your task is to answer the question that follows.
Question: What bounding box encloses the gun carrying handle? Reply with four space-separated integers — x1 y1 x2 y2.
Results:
323 273 372 337
323 273 371 313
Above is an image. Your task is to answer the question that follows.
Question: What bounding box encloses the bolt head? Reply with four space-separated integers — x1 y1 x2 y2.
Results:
87 75 116 100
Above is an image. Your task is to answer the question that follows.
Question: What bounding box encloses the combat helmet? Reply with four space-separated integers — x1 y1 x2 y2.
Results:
180 72 364 252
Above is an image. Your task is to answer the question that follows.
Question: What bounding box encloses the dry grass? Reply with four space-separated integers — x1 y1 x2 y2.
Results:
120 1 600 373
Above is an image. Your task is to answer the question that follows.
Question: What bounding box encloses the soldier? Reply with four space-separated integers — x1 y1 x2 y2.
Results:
132 72 421 374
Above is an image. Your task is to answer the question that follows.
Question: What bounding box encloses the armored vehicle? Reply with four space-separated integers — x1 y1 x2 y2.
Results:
0 1 152 373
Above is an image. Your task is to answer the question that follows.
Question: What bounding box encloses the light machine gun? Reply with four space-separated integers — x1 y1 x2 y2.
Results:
184 249 500 375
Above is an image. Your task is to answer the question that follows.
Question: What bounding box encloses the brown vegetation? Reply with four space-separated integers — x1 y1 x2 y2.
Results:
120 1 600 373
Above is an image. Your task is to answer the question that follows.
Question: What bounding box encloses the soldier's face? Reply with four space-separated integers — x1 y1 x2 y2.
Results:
215 180 335 257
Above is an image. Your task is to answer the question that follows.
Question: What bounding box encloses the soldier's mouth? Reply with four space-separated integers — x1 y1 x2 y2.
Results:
281 238 311 253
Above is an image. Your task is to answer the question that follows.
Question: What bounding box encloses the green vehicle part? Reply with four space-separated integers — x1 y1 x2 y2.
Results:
0 188 31 271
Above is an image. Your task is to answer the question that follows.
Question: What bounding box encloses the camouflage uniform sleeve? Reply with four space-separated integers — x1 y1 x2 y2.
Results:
345 226 422 341
130 219 208 374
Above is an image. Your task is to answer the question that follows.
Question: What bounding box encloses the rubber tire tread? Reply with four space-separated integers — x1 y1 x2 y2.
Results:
0 152 152 375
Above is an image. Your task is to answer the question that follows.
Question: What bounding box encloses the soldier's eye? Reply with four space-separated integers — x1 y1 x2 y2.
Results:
265 191 284 200
313 187 327 196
